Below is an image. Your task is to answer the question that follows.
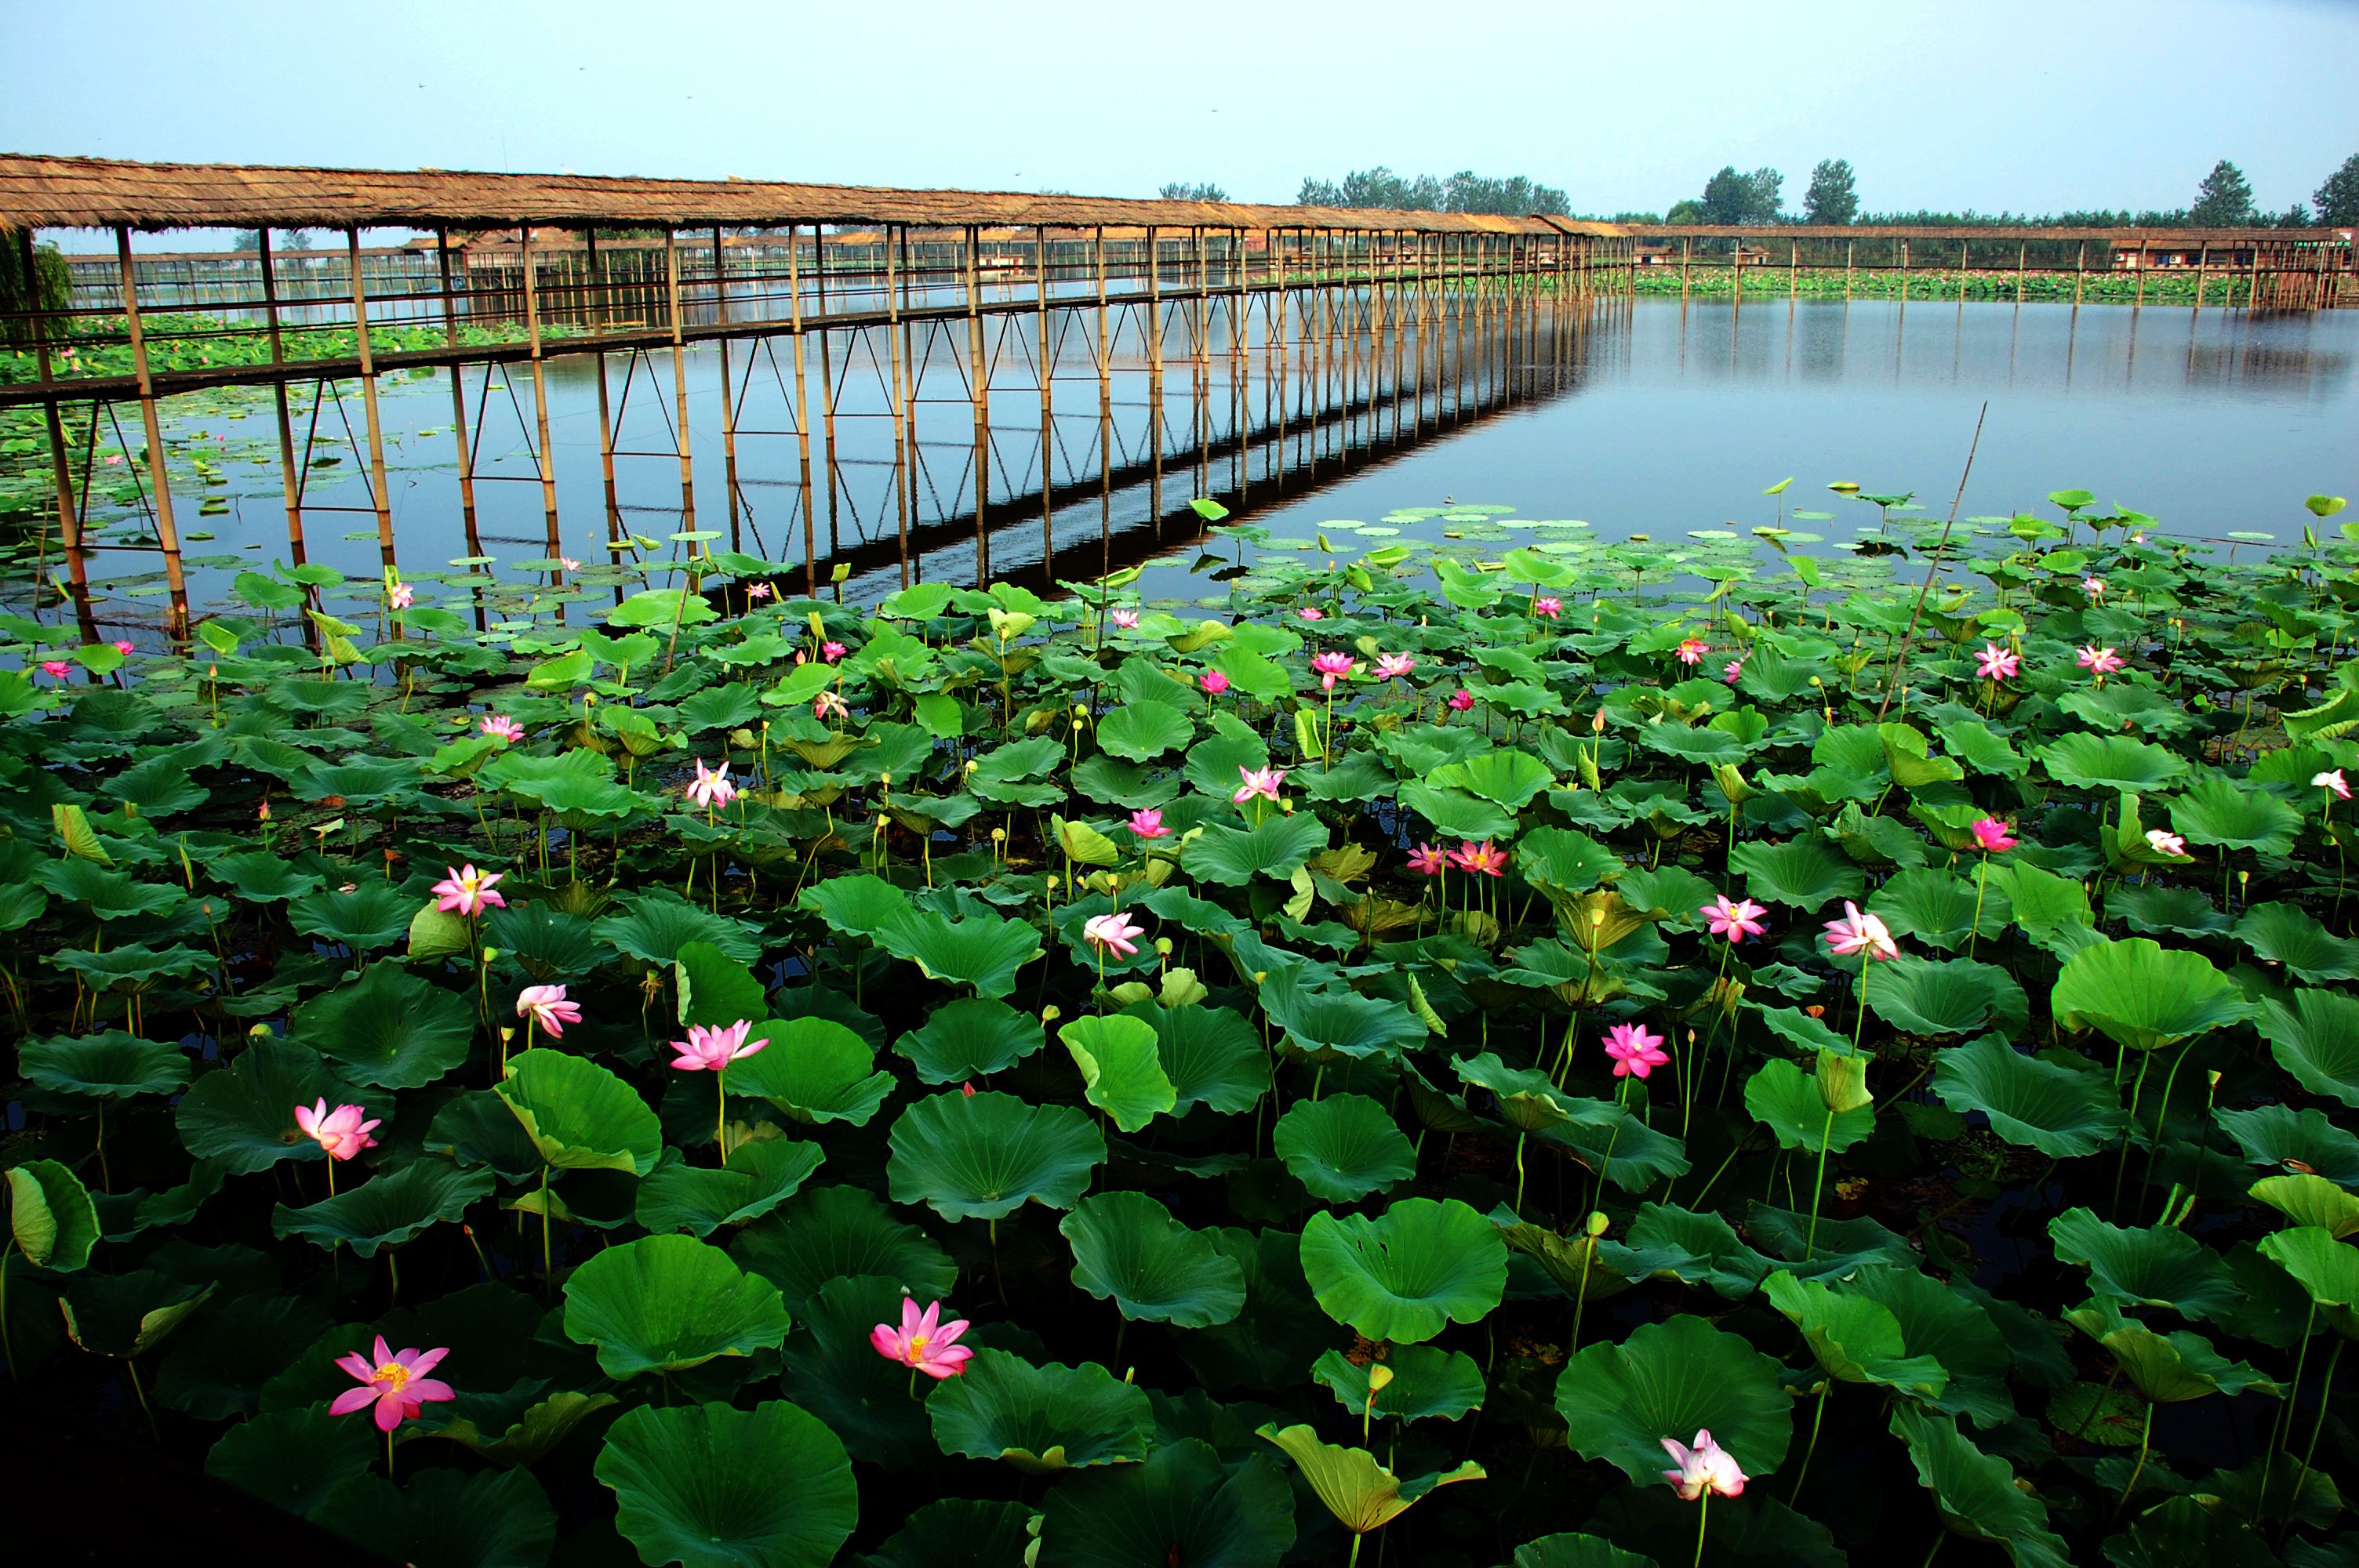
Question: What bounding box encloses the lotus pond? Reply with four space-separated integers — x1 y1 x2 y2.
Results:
4 489 2359 1568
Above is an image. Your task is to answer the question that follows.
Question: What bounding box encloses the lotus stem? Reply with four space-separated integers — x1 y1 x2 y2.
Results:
2114 1399 2156 1515
2291 1335 2347 1512
1790 1381 1830 1503
1805 1103 1836 1261
1692 1490 1710 1568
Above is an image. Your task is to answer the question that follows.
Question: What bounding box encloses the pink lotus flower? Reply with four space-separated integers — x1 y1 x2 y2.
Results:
432 864 506 917
1083 911 1146 958
104 452 122 465
516 984 581 1038
1448 839 1507 877
111 641 135 656
387 582 414 611
1200 670 1230 696
2077 645 2125 677
1407 843 1448 877
686 757 737 811
1675 638 1710 666
822 641 847 663
1970 817 2017 853
1234 765 1286 805
1661 1429 1747 1500
40 659 71 679
870 1298 973 1381
1975 643 2020 681
1129 808 1170 839
1823 901 1898 962
1533 596 1561 619
1602 1022 1670 1079
295 1099 380 1161
815 690 849 721
1722 659 1744 685
331 1337 454 1432
2146 828 2187 857
1296 606 1325 622
560 557 583 572
1109 608 1140 630
1375 653 1416 681
2082 575 2106 600
747 582 773 601
2316 770 2352 802
1701 895 1768 943
1311 652 1359 691
669 1019 770 1072
1445 689 1475 713
479 713 524 742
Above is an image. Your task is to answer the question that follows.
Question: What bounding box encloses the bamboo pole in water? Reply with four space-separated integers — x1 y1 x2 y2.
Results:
255 230 313 575
962 223 988 580
713 227 742 551
435 230 485 563
787 223 817 593
661 230 698 534
344 228 397 571
113 227 190 643
521 226 565 551
886 225 911 587
586 230 621 554
1034 223 1052 576
21 229 96 644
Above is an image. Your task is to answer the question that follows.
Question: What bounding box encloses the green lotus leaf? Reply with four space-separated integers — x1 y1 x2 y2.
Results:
895 997 1046 1084
597 1399 856 1568
1259 969 1424 1062
1177 1226 1350 1393
725 1017 895 1126
1397 781 1518 842
2052 937 2255 1053
634 1141 827 1237
1274 1094 1418 1202
1430 748 1556 810
292 962 476 1089
1036 1437 1296 1568
495 1048 664 1174
1743 1057 1876 1153
2249 1174 2359 1239
928 1348 1154 1472
877 906 1045 997
1868 868 2009 953
2103 1494 2284 1568
287 880 416 951
1060 1190 1245 1327
1551 1314 1794 1483
1510 1535 1657 1568
205 1406 376 1516
1637 723 1750 766
1514 827 1625 895
271 1155 493 1258
1096 702 1195 761
60 1269 213 1358
205 850 325 903
1450 1051 1576 1133
485 902 602 984
1540 1100 1693 1194
2063 1298 2278 1402
886 1090 1106 1222
19 1029 192 1099
1931 1034 2125 1157
176 1038 376 1174
1183 814 1332 887
859 1499 1035 1568
1125 1001 1269 1114
675 938 768 1029
1299 1197 1507 1344
34 858 187 920
1887 1406 2071 1568
1728 837 1865 909
1060 1014 1177 1132
311 1467 555 1568
2237 901 2359 984
2250 987 2359 1108
2215 1104 2359 1186
2171 774 2304 858
1843 1264 2017 1425
427 1388 620 1468
596 889 764 967
2049 1207 2241 1321
2039 733 2189 793
5 1160 100 1272
2257 1227 2359 1337
731 1184 958 1314
1761 1269 1948 1397
563 1233 791 1379
1310 1343 1485 1423
1863 953 2016 1036
1256 1422 1484 1537
796 873 914 942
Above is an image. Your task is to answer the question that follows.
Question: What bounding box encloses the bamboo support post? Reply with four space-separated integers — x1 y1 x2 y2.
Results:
343 228 396 569
113 227 189 642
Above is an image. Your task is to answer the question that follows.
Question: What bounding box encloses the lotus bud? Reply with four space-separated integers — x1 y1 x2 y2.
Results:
2206 1070 2223 1091
1041 1004 1062 1024
1585 1210 1610 1237
1072 719 1085 732
1046 875 1060 890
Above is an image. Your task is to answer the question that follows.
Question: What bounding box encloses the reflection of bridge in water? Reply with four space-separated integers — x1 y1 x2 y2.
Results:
0 153 1641 641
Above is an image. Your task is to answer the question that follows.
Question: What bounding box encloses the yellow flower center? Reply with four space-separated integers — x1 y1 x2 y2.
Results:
373 1361 410 1391
907 1335 929 1361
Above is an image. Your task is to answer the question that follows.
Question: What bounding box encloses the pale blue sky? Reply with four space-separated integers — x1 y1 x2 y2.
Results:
7 0 2356 219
